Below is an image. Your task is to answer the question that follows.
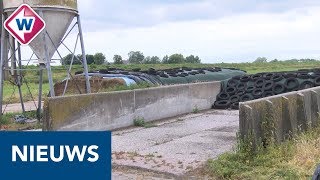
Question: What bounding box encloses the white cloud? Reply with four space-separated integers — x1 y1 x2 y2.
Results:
19 1 320 64
65 5 320 63
78 0 320 30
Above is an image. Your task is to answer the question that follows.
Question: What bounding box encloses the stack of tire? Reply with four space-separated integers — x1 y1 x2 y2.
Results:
79 67 247 86
156 67 246 85
213 68 320 110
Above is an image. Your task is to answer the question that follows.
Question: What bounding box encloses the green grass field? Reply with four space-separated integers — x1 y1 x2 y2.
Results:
4 61 320 104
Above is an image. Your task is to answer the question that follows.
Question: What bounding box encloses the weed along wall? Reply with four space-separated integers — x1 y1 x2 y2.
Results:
239 86 320 149
43 82 221 131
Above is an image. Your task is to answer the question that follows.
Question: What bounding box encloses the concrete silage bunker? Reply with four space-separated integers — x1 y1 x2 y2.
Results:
43 82 222 131
43 66 246 130
238 85 320 149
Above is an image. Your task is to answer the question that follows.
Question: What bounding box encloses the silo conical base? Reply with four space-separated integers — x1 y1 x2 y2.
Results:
29 10 75 62
0 0 91 118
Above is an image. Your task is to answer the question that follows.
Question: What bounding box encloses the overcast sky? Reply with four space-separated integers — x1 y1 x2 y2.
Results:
30 0 320 63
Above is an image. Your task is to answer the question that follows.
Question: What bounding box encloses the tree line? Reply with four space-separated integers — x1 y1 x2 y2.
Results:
61 53 106 65
253 57 319 63
62 51 201 65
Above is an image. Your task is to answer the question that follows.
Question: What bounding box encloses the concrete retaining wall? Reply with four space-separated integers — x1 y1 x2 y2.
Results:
239 86 320 147
43 82 221 131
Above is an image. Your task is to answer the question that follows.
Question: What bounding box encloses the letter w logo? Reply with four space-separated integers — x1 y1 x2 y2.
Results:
16 18 34 31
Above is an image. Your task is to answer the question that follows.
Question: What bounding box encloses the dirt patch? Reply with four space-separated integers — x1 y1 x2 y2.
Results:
183 165 216 179
54 76 126 96
113 165 177 179
112 164 214 179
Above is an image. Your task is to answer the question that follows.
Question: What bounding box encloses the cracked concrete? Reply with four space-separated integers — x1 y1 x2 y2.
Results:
112 109 239 179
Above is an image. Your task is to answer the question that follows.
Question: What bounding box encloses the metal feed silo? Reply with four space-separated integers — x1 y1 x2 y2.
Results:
0 0 91 118
3 0 78 63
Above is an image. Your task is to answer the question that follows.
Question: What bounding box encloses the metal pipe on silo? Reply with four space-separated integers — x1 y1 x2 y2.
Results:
0 15 5 114
77 15 91 93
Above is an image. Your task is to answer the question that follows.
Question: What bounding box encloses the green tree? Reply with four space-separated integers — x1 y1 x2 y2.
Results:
128 51 144 64
76 54 94 65
270 59 279 63
93 53 106 65
254 57 268 63
162 55 169 64
143 56 161 64
113 55 123 64
150 56 161 64
143 56 151 64
185 55 201 63
87 54 95 65
61 53 82 65
168 54 185 64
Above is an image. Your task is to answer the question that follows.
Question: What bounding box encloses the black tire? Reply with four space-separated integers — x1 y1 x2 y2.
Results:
182 73 189 76
263 73 274 80
240 75 251 82
236 90 246 96
236 82 247 91
213 100 231 109
108 68 117 71
122 71 130 75
315 76 320 86
313 68 320 73
262 91 274 97
271 74 284 82
297 73 310 79
230 95 240 103
198 70 206 74
227 79 239 87
284 73 297 78
273 83 286 95
254 78 265 88
252 88 264 98
159 73 169 78
99 69 109 74
251 74 262 81
226 87 237 95
231 102 239 110
284 77 299 91
240 94 254 102
300 80 314 90
75 70 83 75
217 92 230 100
232 75 242 80
245 85 255 93
310 73 320 79
263 81 274 91
182 67 192 71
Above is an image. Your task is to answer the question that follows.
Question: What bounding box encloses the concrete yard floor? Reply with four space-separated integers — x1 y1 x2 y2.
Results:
2 101 42 113
112 109 239 179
